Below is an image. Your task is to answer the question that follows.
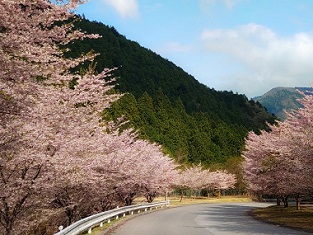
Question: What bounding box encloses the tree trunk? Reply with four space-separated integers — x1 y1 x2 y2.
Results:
295 193 301 210
124 197 132 206
217 189 221 198
277 197 281 206
3 213 13 235
124 192 136 206
145 191 156 203
65 207 76 225
282 196 289 207
3 214 14 235
5 228 11 235
5 225 12 235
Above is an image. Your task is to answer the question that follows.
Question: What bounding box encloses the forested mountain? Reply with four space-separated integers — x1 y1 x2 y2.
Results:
67 17 277 167
254 87 313 120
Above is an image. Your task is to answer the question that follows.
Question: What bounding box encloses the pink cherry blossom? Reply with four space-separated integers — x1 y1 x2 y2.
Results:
243 88 313 208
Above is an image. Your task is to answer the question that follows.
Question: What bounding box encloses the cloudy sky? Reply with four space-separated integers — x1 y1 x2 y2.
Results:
76 0 313 98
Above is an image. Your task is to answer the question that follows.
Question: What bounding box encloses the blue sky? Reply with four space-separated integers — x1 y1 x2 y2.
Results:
76 0 313 98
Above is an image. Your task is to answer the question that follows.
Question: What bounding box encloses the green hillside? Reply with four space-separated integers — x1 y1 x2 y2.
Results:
254 87 313 120
67 17 277 167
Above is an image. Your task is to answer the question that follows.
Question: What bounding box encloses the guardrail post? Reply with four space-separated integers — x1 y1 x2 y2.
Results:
100 222 103 227
88 228 92 234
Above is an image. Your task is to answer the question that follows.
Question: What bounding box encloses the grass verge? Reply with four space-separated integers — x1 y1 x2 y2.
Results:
164 195 252 207
80 217 127 235
252 205 313 233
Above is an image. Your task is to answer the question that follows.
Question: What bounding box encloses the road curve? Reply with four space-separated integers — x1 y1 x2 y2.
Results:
109 202 311 235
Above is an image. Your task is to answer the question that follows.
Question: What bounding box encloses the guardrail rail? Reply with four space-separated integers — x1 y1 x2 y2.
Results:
54 200 170 235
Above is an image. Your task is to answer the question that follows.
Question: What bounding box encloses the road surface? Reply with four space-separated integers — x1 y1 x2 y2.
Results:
109 202 312 235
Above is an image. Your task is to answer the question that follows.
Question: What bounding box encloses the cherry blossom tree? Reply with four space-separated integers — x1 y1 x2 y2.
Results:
243 89 313 209
0 0 119 234
243 124 298 206
282 93 313 208
207 170 237 197
243 129 281 198
1 2 181 234
102 137 179 205
175 165 207 200
175 165 236 200
1 64 121 234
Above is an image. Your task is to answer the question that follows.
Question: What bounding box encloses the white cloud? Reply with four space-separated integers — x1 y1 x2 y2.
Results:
103 0 139 18
201 23 313 97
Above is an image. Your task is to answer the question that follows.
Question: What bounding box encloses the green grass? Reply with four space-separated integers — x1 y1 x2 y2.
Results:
252 205 313 233
165 195 252 207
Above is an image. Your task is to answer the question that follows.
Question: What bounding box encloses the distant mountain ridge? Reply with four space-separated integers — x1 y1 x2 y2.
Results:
253 87 313 120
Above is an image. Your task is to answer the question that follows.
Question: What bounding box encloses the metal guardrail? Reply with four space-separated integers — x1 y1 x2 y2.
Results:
54 200 170 235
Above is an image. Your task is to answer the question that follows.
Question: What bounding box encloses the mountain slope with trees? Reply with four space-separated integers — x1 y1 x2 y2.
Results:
254 87 313 120
68 17 277 167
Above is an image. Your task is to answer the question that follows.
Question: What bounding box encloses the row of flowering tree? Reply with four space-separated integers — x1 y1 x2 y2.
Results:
175 165 236 201
243 90 313 209
0 1 238 235
0 0 179 234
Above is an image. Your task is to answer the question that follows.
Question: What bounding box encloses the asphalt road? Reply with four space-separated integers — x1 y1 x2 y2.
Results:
109 202 312 235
